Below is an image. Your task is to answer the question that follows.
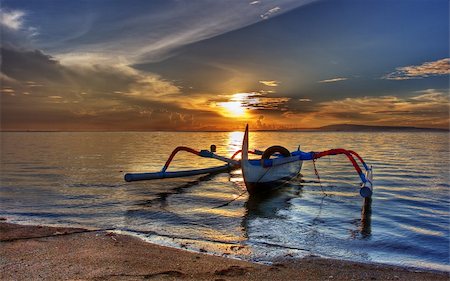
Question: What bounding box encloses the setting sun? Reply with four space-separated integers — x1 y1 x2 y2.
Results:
216 93 256 118
218 101 246 117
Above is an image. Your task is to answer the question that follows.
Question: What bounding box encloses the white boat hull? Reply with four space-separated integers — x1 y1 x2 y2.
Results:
242 159 302 194
241 125 302 194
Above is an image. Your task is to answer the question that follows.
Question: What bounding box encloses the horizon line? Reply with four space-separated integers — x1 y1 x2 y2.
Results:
1 127 449 133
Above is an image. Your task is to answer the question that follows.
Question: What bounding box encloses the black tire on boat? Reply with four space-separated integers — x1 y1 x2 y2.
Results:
261 145 291 159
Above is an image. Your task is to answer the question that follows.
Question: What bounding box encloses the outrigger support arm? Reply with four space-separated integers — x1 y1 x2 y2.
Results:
230 149 264 159
313 149 365 180
162 146 240 173
125 146 241 182
310 148 373 198
162 146 200 172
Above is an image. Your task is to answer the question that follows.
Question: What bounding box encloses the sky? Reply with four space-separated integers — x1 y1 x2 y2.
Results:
1 0 449 131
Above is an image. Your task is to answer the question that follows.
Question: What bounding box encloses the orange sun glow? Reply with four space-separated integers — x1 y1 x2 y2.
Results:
218 101 246 117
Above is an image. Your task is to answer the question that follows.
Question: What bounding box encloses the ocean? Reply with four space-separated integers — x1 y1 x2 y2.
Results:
1 131 449 271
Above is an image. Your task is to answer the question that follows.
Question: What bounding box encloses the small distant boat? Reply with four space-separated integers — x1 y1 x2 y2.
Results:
124 125 373 197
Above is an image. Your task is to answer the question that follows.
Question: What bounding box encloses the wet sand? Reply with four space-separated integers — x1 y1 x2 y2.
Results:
1 222 448 280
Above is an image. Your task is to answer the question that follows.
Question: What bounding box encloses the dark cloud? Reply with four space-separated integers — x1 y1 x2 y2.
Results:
2 48 64 81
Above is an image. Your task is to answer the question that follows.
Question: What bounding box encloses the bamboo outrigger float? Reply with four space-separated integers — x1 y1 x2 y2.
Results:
124 125 373 197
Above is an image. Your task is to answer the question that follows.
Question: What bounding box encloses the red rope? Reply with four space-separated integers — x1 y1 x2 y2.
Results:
312 158 327 195
312 158 321 184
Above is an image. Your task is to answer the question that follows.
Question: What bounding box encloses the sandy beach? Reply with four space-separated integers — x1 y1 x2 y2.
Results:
1 222 448 281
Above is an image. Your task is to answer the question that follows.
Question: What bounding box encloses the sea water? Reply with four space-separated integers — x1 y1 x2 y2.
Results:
1 131 449 271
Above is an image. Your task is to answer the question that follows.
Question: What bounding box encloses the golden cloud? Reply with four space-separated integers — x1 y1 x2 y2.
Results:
301 90 450 128
384 58 450 80
259 80 279 87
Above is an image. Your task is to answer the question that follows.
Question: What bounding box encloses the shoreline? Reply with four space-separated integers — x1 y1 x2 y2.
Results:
1 221 448 280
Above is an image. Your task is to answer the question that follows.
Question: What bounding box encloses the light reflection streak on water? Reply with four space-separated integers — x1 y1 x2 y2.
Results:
0 131 449 271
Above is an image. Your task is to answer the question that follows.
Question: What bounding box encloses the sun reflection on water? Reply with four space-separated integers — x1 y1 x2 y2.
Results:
227 131 244 158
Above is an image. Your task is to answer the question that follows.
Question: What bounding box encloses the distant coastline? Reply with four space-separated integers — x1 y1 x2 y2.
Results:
279 124 450 132
1 124 449 133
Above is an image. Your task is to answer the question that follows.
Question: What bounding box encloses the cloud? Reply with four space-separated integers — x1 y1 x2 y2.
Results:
1 47 180 98
15 0 316 65
250 1 260 5
259 80 279 87
318 77 348 83
1 88 15 95
383 58 450 80
26 81 44 87
0 46 224 131
295 90 450 128
212 92 290 112
0 8 39 48
0 9 25 30
410 89 449 102
261 7 281 19
0 72 18 84
256 115 264 128
298 98 311 102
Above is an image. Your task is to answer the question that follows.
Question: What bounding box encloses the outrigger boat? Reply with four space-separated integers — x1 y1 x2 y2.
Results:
124 125 373 197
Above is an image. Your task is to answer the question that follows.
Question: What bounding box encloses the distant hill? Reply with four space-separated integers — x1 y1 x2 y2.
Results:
315 124 449 132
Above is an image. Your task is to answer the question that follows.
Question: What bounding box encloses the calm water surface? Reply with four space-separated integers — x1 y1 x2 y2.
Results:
1 131 449 271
